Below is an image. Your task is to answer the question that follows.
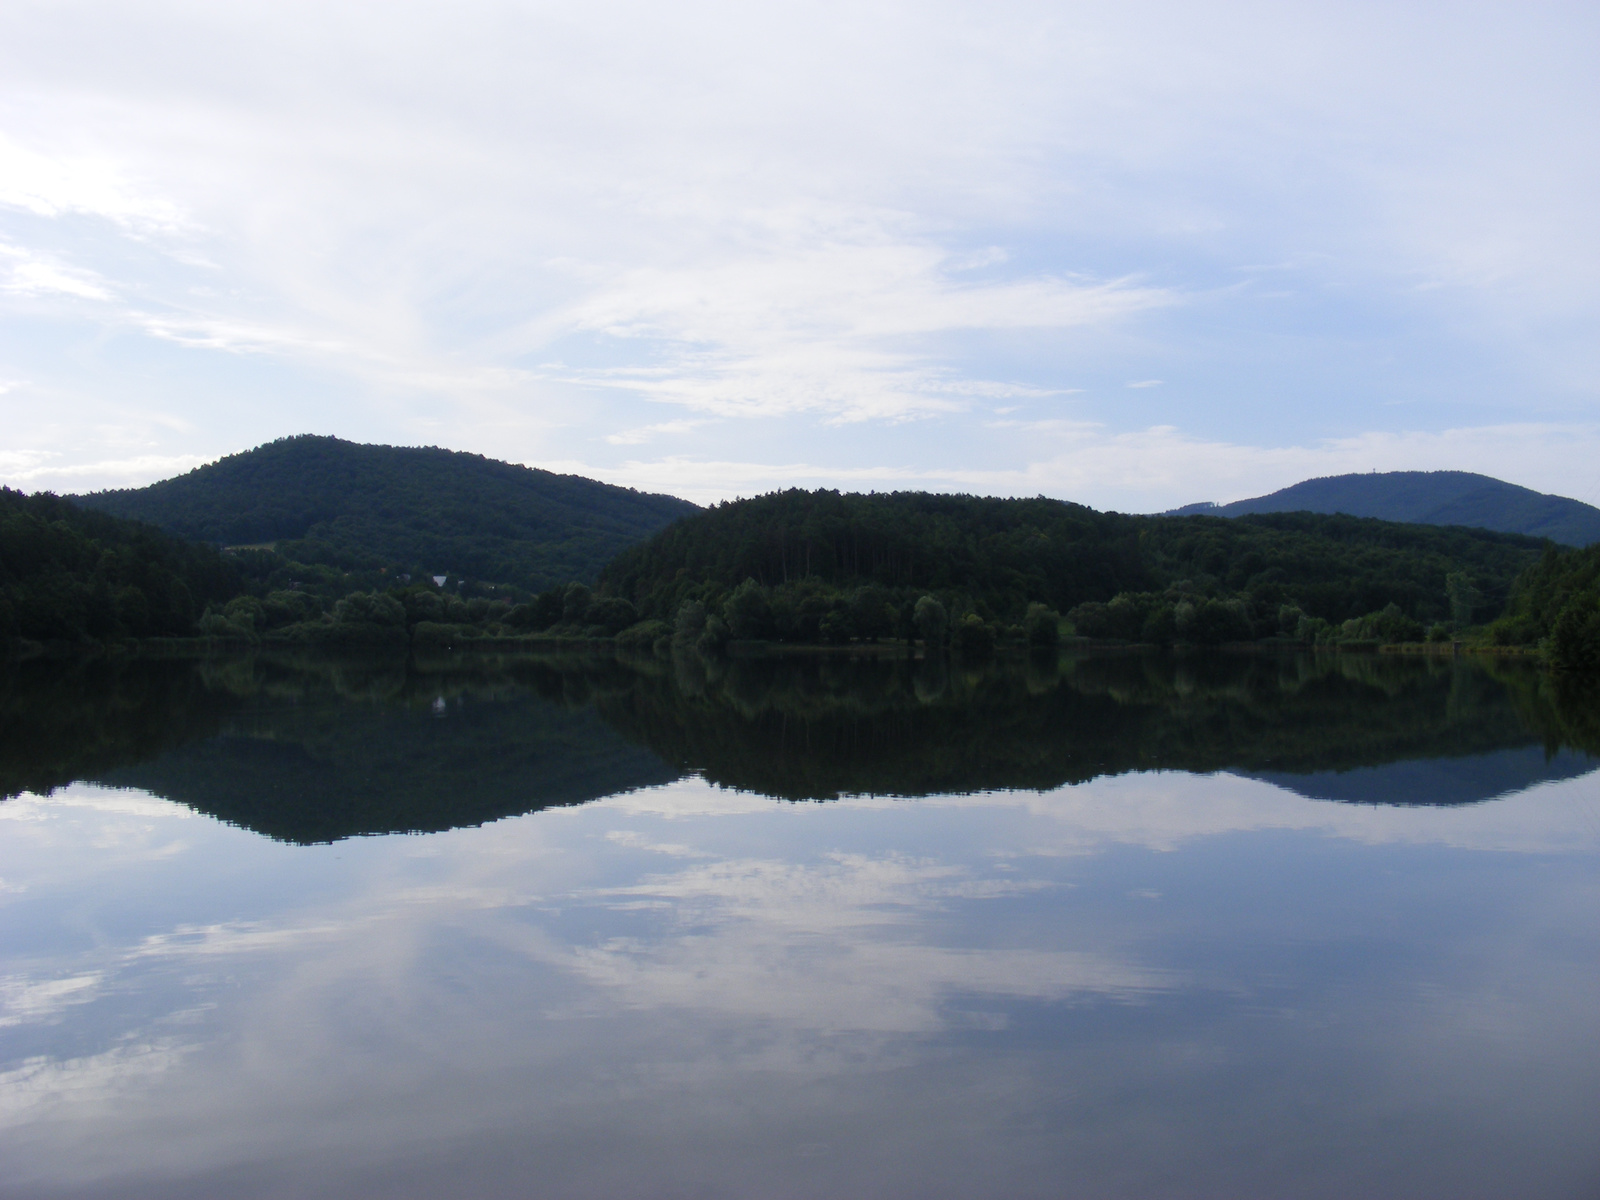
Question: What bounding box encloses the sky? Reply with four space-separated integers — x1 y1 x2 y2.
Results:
1 0 1597 511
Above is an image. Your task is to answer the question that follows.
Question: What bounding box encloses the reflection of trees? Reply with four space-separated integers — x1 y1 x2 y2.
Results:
2 649 676 843
1488 660 1600 758
4 647 1597 841
594 648 1591 802
0 656 235 800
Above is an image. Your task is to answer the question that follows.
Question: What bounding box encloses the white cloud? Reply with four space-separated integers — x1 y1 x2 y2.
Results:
0 0 1593 489
552 234 1171 423
0 132 188 232
0 452 212 491
536 420 1600 510
0 242 112 301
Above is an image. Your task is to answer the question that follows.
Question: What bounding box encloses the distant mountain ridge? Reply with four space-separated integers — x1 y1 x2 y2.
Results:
1167 471 1600 546
74 435 698 591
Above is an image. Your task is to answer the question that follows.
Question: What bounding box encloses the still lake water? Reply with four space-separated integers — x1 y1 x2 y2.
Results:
1 648 1597 1199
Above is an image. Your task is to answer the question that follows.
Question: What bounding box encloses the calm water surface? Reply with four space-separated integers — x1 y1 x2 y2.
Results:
1 648 1597 1199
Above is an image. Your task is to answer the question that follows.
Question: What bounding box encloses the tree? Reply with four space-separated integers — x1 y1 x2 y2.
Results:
952 613 994 658
1024 602 1060 648
913 595 948 645
1446 572 1483 628
562 582 592 624
723 579 774 640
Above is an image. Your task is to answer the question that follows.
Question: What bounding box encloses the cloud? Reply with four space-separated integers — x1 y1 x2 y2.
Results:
0 0 1594 491
537 420 1600 510
0 132 188 232
604 419 710 446
553 232 1172 423
0 243 112 301
0 452 213 491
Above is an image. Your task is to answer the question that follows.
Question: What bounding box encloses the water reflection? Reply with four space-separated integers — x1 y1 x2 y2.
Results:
0 649 1597 1198
3 647 1597 839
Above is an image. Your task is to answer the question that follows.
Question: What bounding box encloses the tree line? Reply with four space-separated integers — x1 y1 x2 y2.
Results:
595 489 1545 651
15 481 1600 674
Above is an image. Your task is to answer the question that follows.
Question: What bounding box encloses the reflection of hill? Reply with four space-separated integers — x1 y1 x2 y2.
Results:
0 657 236 800
4 647 1597 841
596 650 1597 803
1246 746 1595 807
6 652 678 843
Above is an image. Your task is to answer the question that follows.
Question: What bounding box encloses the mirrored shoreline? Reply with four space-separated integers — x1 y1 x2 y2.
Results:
3 645 1594 841
1 647 1597 1199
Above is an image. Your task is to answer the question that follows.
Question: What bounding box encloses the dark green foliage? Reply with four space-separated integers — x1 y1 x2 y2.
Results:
75 434 697 591
723 578 774 640
599 489 1542 647
673 600 707 648
1024 603 1060 648
1172 470 1600 547
562 582 593 623
586 597 638 635
1482 543 1600 666
913 595 948 645
1551 595 1600 672
0 488 241 643
952 613 996 658
615 619 670 651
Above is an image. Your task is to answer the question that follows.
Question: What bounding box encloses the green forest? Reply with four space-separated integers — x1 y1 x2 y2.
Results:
1482 541 1600 671
75 434 696 592
597 489 1544 650
13 469 1600 671
0 487 242 642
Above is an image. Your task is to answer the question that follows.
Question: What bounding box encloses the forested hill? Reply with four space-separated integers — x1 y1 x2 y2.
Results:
1168 471 1600 547
74 435 698 591
0 488 241 642
598 489 1545 643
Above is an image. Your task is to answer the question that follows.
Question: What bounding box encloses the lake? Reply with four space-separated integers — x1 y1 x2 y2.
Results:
1 647 1597 1199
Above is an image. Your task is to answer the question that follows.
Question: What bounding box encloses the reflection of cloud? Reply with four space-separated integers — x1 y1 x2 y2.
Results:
0 973 103 1028
601 772 1600 856
0 788 198 822
553 852 1174 1032
927 772 1600 856
0 1040 198 1128
0 764 1594 1192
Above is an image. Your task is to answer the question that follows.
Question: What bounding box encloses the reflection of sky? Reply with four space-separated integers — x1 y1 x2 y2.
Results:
1 771 1598 1199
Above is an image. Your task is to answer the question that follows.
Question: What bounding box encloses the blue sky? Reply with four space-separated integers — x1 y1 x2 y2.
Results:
1 0 1597 509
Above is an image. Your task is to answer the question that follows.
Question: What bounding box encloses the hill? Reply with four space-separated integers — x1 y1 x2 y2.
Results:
1168 471 1600 546
74 435 698 592
598 489 1546 645
0 488 241 643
